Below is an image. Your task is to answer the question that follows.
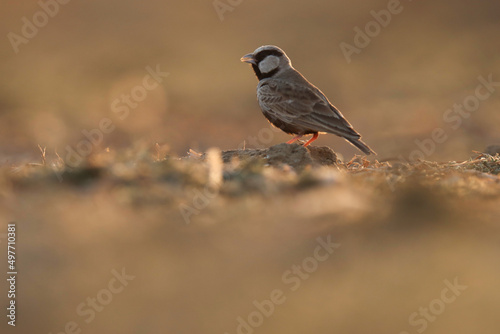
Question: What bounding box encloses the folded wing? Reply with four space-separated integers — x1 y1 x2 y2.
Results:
257 79 361 139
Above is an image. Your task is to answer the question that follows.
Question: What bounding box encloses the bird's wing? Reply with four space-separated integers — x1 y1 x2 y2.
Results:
257 79 360 138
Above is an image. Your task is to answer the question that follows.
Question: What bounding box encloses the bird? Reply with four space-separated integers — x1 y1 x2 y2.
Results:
240 45 376 155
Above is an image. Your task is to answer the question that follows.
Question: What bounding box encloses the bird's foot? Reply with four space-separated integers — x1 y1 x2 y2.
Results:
303 133 319 147
286 135 303 144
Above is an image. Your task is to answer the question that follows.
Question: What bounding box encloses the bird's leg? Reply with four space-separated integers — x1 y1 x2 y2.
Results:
286 135 303 144
303 133 319 147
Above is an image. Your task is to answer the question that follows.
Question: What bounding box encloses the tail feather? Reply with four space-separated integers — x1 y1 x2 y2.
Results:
346 137 376 155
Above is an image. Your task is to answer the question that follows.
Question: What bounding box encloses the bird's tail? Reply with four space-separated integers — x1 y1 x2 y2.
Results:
346 137 376 155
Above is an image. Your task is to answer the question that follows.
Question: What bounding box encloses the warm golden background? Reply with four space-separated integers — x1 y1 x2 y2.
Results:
1 1 500 334
1 0 499 162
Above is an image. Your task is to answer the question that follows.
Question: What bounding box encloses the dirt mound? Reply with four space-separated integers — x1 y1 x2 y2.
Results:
220 143 337 171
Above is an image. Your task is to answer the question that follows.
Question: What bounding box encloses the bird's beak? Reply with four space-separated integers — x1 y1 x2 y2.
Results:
240 53 256 65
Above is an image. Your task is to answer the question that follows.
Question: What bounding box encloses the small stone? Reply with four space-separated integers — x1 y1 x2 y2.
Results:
307 146 338 166
218 144 338 171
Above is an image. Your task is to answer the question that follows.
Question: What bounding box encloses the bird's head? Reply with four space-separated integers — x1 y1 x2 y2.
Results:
240 45 292 80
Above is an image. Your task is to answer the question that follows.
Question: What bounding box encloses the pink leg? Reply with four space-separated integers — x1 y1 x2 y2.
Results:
286 135 303 144
303 133 319 147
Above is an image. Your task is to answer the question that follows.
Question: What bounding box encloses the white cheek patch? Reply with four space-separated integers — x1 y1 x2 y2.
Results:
258 56 280 74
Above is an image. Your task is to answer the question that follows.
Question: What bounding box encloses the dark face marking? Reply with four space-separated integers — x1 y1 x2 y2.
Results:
254 49 284 63
251 49 284 80
251 64 279 80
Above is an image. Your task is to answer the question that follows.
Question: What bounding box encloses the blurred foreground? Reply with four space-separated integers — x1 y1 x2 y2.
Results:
1 144 500 333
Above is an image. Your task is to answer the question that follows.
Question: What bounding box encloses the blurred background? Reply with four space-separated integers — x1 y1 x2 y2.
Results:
1 1 500 334
1 0 499 163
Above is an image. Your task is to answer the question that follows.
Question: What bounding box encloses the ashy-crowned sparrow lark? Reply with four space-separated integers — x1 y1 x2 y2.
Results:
241 45 375 155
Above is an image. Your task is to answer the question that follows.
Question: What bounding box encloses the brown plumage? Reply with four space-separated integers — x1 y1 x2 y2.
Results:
241 45 376 155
